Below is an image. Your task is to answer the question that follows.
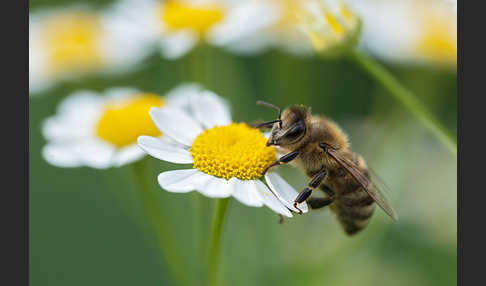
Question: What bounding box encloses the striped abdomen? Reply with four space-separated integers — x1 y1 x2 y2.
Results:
331 186 375 235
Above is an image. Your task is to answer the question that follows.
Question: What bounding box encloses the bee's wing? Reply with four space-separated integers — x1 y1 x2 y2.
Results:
368 167 393 201
327 149 398 221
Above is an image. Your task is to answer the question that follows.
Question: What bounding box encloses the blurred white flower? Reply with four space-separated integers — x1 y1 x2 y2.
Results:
41 84 199 169
29 6 152 95
138 89 307 215
217 0 360 56
296 0 361 56
350 0 457 67
107 0 278 60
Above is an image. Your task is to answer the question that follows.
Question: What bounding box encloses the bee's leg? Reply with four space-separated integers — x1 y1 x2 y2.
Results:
308 184 334 209
307 197 334 209
293 170 327 214
319 184 335 198
262 150 300 175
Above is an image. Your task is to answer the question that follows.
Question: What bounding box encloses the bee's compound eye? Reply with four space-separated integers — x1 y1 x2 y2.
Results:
284 120 305 140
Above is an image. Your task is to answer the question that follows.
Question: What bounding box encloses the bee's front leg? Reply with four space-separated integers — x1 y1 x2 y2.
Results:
261 150 300 175
294 170 327 214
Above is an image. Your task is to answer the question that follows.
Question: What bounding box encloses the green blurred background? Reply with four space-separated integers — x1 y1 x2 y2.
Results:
30 1 457 285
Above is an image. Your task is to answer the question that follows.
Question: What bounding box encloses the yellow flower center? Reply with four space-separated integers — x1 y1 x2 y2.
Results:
43 13 103 74
96 95 163 148
416 17 457 65
159 1 224 35
190 123 276 180
297 0 358 52
274 0 300 29
325 12 344 36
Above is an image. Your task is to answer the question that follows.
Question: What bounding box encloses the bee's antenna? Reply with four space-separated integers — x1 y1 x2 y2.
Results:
257 100 282 127
254 119 281 129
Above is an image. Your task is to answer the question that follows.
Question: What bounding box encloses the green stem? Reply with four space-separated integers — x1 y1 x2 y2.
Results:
349 50 457 156
132 159 190 286
207 198 230 286
188 43 211 87
191 192 204 283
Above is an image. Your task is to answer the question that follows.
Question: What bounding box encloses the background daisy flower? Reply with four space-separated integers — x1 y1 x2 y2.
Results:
41 84 196 169
296 0 361 56
138 89 308 216
29 6 152 94
350 0 457 67
216 0 360 56
106 0 280 60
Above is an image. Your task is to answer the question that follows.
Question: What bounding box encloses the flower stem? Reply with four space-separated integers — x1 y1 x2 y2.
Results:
349 50 457 156
207 198 230 286
132 158 190 286
189 43 212 87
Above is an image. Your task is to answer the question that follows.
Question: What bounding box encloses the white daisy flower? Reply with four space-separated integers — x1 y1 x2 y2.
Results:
106 0 279 60
350 0 457 67
217 0 361 56
41 84 199 169
137 90 308 217
296 0 361 56
29 6 152 94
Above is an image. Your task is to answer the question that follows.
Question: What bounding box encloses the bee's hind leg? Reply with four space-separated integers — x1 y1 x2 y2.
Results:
308 185 335 209
293 170 327 214
307 197 334 209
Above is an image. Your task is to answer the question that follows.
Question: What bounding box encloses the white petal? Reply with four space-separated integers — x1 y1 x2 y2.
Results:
42 92 103 141
29 23 50 94
42 143 83 168
164 83 202 111
208 1 279 47
113 144 146 167
137 135 193 164
191 90 232 128
197 176 234 198
149 107 203 146
254 180 292 217
42 116 92 142
219 34 273 55
42 139 115 169
100 9 156 70
159 31 198 60
265 172 308 213
76 139 117 169
158 169 211 193
56 91 103 115
231 179 263 207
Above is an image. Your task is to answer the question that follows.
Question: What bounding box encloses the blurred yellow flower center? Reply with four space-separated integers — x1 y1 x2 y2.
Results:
160 1 224 35
96 95 163 148
43 13 103 74
190 123 276 180
416 18 457 65
297 1 358 52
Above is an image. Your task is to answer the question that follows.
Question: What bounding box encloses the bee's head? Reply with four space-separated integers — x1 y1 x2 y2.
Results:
256 101 310 148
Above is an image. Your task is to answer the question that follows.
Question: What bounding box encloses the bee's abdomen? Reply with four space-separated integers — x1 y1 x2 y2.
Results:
333 187 375 235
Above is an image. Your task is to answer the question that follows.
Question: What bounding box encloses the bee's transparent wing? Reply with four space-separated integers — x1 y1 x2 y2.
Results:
327 149 398 221
367 168 398 221
368 167 394 204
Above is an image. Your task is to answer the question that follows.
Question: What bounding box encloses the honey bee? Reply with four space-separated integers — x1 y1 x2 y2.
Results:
254 101 397 235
